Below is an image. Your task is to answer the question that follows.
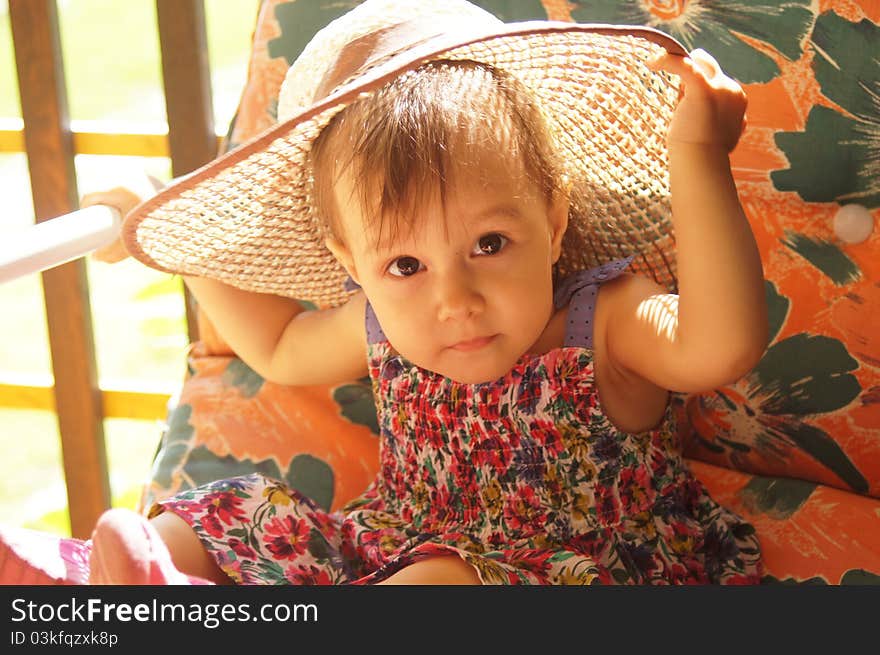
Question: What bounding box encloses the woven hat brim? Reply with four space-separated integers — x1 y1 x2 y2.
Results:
123 22 687 307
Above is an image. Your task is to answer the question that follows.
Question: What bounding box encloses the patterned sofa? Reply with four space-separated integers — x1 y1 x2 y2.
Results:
140 0 880 584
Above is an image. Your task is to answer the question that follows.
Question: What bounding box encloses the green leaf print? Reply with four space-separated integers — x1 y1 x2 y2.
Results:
743 330 867 492
765 280 790 345
772 12 880 208
307 527 333 561
739 476 816 520
775 421 868 494
569 0 814 83
266 1 547 70
261 559 289 584
781 233 861 286
150 404 195 489
185 445 284 489
333 380 380 434
810 12 878 120
752 335 860 416
268 1 360 65
471 0 546 20
164 402 195 446
222 359 264 398
761 574 828 585
689 286 867 493
547 550 578 563
285 454 335 511
773 107 879 207
840 569 880 585
611 567 631 584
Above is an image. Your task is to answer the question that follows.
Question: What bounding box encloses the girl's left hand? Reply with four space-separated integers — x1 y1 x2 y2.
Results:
649 48 747 152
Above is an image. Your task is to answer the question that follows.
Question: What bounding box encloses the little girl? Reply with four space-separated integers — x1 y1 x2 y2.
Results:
3 0 767 585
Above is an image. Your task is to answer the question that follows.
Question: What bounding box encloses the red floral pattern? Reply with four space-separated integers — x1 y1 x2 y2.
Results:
155 286 762 585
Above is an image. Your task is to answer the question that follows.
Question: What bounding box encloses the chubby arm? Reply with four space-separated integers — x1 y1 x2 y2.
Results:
78 188 369 385
605 50 767 393
184 276 368 386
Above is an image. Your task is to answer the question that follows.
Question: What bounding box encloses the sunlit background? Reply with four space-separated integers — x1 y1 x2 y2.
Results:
0 0 259 533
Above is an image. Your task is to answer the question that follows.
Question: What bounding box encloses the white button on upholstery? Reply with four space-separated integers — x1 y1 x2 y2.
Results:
833 204 873 244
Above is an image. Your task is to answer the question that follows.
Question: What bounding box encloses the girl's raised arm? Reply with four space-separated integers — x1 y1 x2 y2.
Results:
604 49 767 394
184 276 368 386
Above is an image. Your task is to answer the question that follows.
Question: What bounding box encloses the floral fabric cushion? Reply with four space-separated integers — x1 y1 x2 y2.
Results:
141 331 380 513
689 459 880 584
631 2 879 499
144 0 879 580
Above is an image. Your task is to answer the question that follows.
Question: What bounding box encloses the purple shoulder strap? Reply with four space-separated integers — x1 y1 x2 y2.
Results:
553 257 633 349
345 276 387 344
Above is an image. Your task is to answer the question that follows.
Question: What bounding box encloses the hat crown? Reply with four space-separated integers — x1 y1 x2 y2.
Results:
277 0 501 120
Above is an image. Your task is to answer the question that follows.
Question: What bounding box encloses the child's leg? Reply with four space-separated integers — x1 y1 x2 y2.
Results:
149 511 229 584
377 555 482 585
88 508 224 585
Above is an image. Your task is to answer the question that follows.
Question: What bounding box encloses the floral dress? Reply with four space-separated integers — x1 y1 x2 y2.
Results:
153 259 763 585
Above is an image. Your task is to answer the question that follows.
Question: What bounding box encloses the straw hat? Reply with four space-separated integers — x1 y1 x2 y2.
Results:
122 0 687 307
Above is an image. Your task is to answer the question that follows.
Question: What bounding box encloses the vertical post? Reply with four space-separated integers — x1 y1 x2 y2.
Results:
9 0 110 539
156 0 218 344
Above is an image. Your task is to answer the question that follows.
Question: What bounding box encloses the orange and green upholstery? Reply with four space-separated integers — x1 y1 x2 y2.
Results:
141 0 880 584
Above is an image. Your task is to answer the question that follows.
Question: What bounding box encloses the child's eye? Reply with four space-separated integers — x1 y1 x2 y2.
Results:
473 233 508 256
387 256 424 277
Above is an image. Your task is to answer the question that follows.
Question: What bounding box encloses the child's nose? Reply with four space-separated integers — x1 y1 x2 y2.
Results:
435 268 484 322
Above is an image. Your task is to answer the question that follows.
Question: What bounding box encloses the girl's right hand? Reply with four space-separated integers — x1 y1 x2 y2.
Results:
78 186 144 263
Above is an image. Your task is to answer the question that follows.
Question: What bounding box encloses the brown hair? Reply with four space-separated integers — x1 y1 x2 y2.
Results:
309 60 567 247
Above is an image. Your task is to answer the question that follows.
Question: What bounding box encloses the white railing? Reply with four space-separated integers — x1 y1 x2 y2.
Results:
0 205 121 284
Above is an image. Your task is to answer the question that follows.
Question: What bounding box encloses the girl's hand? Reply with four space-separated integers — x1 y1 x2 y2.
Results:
79 187 143 263
649 48 747 152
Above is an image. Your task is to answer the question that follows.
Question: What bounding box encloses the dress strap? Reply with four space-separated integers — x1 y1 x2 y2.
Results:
345 276 388 344
553 257 633 349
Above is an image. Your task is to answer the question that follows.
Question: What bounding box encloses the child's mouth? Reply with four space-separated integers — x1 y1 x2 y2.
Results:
449 335 496 352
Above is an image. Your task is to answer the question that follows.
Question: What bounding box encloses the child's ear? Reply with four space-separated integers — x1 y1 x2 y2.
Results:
325 236 360 285
548 183 570 264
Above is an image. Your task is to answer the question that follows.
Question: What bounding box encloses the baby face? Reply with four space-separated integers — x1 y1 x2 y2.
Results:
329 151 568 384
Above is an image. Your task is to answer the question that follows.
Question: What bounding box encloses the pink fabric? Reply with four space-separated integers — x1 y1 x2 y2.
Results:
0 510 214 585
0 525 90 585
